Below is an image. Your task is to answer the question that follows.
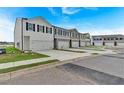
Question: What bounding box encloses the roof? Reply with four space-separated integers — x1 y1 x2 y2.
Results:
92 34 124 38
26 16 52 26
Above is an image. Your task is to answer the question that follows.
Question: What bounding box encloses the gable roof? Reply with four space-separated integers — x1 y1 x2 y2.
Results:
28 16 52 26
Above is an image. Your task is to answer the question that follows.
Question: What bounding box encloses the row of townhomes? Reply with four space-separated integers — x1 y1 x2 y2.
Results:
14 17 91 51
92 34 124 46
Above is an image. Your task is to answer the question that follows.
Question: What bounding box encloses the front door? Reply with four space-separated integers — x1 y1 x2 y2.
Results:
54 38 58 49
114 41 117 46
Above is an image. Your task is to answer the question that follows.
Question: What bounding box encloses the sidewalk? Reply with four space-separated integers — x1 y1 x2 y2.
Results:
0 57 55 69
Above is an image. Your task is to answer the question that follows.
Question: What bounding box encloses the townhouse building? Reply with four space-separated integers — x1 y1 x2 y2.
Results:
14 17 91 51
92 35 124 46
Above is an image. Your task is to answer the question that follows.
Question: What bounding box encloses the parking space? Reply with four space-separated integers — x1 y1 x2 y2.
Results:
72 55 124 79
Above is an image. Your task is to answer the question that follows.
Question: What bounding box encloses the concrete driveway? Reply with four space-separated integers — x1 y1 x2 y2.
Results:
35 50 91 61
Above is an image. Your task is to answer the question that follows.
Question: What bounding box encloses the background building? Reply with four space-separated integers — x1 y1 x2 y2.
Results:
92 35 124 46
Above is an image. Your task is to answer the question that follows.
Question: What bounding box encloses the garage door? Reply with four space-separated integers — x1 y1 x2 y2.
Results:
106 42 114 46
31 40 53 51
86 42 90 46
94 42 102 46
81 41 85 46
72 41 79 48
58 40 69 49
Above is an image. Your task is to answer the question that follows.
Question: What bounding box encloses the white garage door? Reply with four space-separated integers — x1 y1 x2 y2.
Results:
94 42 102 46
72 41 79 48
58 40 69 49
81 41 85 46
86 42 90 46
106 42 114 46
31 40 53 51
118 43 124 46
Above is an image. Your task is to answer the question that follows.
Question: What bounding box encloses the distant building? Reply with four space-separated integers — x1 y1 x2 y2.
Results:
14 17 91 51
92 34 124 46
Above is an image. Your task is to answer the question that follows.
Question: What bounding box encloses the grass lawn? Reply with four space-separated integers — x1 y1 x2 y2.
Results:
0 59 58 74
91 53 99 55
0 47 49 64
81 46 105 51
58 49 86 53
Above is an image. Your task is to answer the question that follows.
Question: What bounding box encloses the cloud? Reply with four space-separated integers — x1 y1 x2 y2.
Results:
83 7 98 11
47 7 57 16
0 14 14 42
62 7 81 15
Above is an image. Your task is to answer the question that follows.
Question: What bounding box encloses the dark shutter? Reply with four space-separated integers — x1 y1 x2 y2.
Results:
37 25 39 32
26 22 28 30
46 27 48 33
43 26 44 33
33 24 35 31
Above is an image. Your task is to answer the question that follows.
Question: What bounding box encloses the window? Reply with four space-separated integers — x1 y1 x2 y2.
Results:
60 30 62 35
39 25 44 33
116 38 118 40
54 28 56 34
28 23 33 30
100 38 102 40
120 38 123 40
111 38 114 40
108 38 110 40
104 38 106 40
50 28 52 34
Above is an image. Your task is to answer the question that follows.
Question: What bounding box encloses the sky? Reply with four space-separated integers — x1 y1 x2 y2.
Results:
0 7 124 42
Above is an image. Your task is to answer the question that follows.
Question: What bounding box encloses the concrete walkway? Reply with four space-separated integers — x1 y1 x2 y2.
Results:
0 57 55 69
35 50 91 61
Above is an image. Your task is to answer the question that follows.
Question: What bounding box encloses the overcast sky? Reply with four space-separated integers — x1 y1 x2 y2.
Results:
0 7 124 42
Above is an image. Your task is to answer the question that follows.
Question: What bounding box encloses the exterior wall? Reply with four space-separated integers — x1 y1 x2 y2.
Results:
14 18 23 50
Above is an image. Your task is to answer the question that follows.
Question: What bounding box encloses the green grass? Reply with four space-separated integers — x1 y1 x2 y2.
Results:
0 59 58 74
0 47 49 64
81 45 105 51
58 49 86 53
91 53 99 55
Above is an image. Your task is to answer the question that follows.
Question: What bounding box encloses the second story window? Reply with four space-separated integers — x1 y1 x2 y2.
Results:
50 28 52 34
27 23 33 31
39 25 44 33
54 28 56 34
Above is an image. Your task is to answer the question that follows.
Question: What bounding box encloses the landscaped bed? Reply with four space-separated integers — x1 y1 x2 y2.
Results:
0 59 58 74
0 47 49 64
58 49 86 53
